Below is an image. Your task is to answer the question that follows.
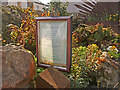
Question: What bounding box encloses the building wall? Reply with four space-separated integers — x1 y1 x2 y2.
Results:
33 2 45 11
8 1 27 9
2 0 8 5
7 0 28 9
2 0 46 11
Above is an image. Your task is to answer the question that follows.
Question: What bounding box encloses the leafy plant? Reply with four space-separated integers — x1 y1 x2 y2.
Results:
6 7 39 54
69 44 105 88
87 11 119 21
2 5 22 45
47 0 71 16
107 45 120 60
72 23 117 50
33 56 45 74
41 0 71 17
2 5 43 54
106 12 119 21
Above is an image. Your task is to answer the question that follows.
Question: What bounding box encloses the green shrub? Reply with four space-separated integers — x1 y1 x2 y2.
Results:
34 57 45 74
68 44 105 88
2 5 22 45
5 6 39 54
2 5 42 54
107 45 120 60
72 23 117 50
47 1 71 16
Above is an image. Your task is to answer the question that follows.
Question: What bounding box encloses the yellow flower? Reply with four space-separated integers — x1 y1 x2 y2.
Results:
109 17 112 20
3 40 6 43
35 15 38 17
103 28 107 31
47 12 50 16
116 13 118 16
92 44 99 48
110 45 117 50
30 13 32 16
113 46 117 49
113 15 116 17
92 44 96 47
76 41 78 43
28 7 30 10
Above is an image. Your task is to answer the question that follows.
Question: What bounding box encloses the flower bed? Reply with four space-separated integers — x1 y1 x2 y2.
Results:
85 21 119 34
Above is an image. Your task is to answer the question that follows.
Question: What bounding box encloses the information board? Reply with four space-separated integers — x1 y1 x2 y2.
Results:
36 16 72 72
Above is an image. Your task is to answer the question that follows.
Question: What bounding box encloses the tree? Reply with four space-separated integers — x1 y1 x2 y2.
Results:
47 0 71 16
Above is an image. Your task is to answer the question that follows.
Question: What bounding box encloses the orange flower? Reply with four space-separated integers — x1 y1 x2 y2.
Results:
45 11 47 14
20 40 22 44
36 15 38 17
101 59 106 62
30 13 32 16
114 43 118 45
3 40 6 43
97 61 101 65
41 13 44 17
101 23 103 26
97 66 100 69
24 73 26 77
101 55 105 57
72 33 75 36
32 6 34 10
22 20 25 23
86 61 89 64
29 40 31 43
97 58 100 61
18 2 21 6
58 13 60 16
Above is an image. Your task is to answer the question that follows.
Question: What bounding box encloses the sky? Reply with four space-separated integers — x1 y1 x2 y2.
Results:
39 0 51 4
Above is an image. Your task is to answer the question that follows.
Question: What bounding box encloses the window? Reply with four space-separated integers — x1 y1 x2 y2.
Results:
27 2 33 8
37 6 39 10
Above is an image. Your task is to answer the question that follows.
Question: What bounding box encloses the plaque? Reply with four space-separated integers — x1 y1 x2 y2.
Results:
36 16 72 72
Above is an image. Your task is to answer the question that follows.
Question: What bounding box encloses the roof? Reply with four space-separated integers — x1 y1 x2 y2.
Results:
33 0 49 6
67 2 82 13
67 0 119 22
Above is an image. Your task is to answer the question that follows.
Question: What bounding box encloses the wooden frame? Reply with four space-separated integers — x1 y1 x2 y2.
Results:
35 16 72 72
